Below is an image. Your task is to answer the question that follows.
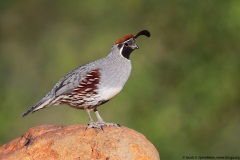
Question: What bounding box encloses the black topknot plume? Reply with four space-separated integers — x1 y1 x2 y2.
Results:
134 30 151 39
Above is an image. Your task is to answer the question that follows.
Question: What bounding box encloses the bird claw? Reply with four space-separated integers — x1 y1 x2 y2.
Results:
87 121 120 129
87 122 101 129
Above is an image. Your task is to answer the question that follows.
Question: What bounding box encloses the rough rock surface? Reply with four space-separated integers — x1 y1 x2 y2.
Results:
0 125 160 160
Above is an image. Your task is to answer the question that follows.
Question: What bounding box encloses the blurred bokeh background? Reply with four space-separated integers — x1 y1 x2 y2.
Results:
1 0 240 159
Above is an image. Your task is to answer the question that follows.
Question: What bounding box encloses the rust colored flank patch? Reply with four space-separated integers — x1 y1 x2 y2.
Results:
59 69 101 107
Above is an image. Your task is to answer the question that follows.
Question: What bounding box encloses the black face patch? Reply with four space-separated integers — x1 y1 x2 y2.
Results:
122 46 134 59
117 38 136 59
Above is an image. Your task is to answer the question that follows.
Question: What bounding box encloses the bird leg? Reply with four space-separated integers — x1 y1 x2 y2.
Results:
86 108 120 129
86 109 98 129
93 108 120 127
93 108 104 123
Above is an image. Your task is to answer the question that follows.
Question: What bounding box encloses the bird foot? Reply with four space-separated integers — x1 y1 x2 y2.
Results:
97 121 121 127
87 121 120 129
87 122 100 129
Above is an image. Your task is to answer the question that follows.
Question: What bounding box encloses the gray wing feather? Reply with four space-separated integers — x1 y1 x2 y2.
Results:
52 64 92 96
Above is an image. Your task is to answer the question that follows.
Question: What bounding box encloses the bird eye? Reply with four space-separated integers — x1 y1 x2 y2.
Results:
124 43 129 47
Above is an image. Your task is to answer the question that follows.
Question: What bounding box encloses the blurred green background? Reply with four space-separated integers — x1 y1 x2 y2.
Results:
1 0 240 159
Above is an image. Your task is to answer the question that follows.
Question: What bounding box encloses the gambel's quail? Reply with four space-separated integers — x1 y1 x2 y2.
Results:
22 30 151 129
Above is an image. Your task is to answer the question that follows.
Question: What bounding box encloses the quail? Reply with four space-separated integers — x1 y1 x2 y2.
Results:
22 30 151 129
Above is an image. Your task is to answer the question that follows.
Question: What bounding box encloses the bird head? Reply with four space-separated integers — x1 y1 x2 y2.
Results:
114 30 151 59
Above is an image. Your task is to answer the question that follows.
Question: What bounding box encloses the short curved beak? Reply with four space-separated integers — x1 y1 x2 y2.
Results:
131 44 139 50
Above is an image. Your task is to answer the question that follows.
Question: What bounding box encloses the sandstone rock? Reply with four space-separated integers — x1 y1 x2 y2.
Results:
0 125 160 160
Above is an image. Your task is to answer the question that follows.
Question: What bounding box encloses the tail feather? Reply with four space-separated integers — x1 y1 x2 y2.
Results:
22 97 53 117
